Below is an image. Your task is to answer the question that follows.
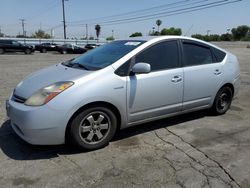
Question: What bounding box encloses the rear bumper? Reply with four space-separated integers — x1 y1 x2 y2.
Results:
6 99 67 145
233 75 240 97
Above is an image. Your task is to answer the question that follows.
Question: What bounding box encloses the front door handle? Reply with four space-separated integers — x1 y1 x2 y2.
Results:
214 69 222 75
171 76 182 83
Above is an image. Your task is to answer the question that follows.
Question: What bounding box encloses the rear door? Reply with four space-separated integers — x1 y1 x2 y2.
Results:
181 40 223 110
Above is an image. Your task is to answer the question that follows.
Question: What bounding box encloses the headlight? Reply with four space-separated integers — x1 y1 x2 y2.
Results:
24 81 74 106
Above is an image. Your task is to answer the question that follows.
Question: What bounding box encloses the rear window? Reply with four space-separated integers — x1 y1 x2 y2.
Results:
212 47 226 62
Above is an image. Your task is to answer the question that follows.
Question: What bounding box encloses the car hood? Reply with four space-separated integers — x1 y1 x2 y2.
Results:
14 63 91 99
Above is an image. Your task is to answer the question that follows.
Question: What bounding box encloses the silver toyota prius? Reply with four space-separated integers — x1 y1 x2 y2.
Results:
6 36 240 150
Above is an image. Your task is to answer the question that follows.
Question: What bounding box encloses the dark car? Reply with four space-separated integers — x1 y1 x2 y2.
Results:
0 39 34 54
56 44 87 54
85 43 100 50
35 42 59 53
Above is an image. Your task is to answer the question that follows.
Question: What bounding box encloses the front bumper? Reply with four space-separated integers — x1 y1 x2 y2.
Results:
6 99 67 145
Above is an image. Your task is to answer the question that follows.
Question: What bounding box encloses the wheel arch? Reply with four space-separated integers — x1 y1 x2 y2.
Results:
220 83 234 96
65 101 122 143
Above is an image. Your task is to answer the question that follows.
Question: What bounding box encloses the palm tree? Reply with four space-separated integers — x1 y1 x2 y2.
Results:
156 20 162 35
95 24 101 43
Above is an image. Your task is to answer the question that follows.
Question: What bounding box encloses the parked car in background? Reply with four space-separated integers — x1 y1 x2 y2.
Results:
0 39 34 54
35 42 60 53
6 36 240 150
85 43 100 50
56 44 87 54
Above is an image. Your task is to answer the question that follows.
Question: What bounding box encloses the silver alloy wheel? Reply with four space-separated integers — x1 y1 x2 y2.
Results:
78 111 110 144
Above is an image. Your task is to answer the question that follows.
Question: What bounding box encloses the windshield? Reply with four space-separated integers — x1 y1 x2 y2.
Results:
63 40 144 70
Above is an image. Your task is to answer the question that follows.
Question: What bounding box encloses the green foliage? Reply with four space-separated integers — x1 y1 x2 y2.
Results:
231 25 250 40
220 33 233 41
156 19 162 32
130 32 143 37
32 29 51 39
191 34 203 40
160 27 182 36
106 36 115 41
192 33 232 42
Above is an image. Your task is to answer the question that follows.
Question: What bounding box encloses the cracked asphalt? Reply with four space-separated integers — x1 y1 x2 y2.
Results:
0 42 250 188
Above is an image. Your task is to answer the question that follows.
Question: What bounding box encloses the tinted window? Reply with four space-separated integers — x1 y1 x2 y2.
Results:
183 42 213 66
115 59 131 76
212 47 226 62
135 40 179 71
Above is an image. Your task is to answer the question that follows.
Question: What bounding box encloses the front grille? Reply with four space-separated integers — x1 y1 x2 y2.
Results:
12 94 26 103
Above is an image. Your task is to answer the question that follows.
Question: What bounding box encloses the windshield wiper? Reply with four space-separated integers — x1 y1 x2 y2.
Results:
75 63 89 70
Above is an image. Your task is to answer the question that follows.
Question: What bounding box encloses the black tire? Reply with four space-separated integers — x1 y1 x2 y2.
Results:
212 86 233 115
69 106 117 150
0 48 4 54
25 49 31 54
41 48 47 53
61 50 67 54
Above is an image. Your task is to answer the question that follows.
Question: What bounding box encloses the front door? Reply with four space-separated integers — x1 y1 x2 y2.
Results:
127 40 184 123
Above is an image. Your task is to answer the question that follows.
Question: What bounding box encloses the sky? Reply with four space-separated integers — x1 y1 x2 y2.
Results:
0 0 250 39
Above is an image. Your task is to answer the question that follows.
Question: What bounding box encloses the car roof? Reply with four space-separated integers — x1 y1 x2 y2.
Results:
117 35 226 52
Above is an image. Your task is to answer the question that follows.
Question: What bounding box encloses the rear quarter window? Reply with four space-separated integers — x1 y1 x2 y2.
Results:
212 47 226 62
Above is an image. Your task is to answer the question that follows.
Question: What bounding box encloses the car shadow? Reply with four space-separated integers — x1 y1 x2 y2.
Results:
0 110 210 161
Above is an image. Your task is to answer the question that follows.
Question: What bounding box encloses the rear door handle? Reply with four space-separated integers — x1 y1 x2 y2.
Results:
214 69 222 75
171 76 182 83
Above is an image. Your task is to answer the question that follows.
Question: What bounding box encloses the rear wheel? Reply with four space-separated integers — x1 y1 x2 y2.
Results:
25 49 31 54
0 48 4 54
61 50 67 54
69 106 117 150
41 48 47 53
212 86 233 115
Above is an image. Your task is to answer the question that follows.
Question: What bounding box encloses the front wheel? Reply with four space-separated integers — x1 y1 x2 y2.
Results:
212 86 233 115
69 106 117 150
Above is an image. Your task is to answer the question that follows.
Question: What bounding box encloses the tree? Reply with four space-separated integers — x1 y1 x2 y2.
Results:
106 36 115 41
231 25 250 40
95 24 101 42
32 29 51 39
220 33 233 41
156 19 162 34
129 32 143 37
160 27 182 36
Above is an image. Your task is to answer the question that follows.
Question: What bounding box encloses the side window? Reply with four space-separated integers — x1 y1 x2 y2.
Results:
135 40 179 71
183 42 213 66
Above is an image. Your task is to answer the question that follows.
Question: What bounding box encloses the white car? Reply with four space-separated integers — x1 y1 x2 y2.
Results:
6 36 240 150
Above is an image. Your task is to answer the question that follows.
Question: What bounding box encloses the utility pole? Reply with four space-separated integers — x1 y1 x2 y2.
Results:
62 0 67 39
206 30 211 36
20 19 26 37
86 24 88 43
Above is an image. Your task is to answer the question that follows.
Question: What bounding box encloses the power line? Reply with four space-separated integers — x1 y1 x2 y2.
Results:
26 1 61 21
68 0 193 24
69 0 241 27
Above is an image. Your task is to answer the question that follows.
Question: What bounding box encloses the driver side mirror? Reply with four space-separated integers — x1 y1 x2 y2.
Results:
131 63 151 74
